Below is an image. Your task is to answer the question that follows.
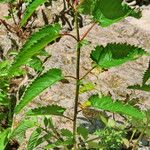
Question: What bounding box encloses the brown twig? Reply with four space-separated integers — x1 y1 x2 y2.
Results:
66 0 75 10
63 115 74 121
80 22 96 41
73 10 81 149
80 66 96 80
0 19 16 33
9 3 18 26
61 33 78 41
65 75 77 80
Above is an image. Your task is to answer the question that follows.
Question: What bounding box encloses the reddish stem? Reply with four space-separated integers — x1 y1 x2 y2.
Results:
80 22 96 41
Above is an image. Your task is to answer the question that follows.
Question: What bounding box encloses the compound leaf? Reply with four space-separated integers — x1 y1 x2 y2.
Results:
28 57 43 72
20 0 47 26
26 105 66 116
88 94 144 119
11 120 37 137
0 0 15 3
78 0 95 15
128 84 150 92
90 43 147 69
142 61 150 85
15 68 63 114
77 126 88 139
27 128 42 150
61 129 73 138
34 134 52 148
0 128 11 150
79 82 95 94
79 0 141 27
8 24 61 76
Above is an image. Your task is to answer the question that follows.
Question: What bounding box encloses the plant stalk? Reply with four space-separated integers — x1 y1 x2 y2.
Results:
132 124 148 150
80 66 96 80
80 22 96 41
73 10 81 149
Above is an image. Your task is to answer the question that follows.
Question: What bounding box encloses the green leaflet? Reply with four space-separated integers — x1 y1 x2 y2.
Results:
90 43 147 69
46 139 73 149
78 0 96 15
79 82 95 94
128 84 150 92
15 68 63 114
20 0 47 26
61 129 73 138
34 134 52 149
131 110 150 136
27 128 42 150
0 0 15 3
128 62 150 92
26 105 66 116
78 0 141 27
77 126 88 140
0 91 9 106
142 61 150 85
43 117 55 129
0 128 11 150
27 57 43 72
8 23 61 76
11 120 37 138
88 94 144 119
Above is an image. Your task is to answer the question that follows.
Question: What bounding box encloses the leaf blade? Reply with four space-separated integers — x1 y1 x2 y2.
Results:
90 43 147 69
142 61 150 85
79 0 141 27
8 24 61 76
26 105 66 116
15 68 63 114
27 128 42 150
20 0 47 27
11 120 37 137
88 94 144 119
0 129 11 150
128 84 150 92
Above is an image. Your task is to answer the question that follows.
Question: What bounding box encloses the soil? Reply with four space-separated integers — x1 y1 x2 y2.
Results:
0 2 150 150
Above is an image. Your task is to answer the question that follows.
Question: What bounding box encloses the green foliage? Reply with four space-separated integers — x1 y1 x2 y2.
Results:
27 127 42 150
20 0 47 26
15 68 63 114
11 120 37 138
95 128 125 149
88 94 144 119
0 61 9 77
90 43 147 69
79 82 95 94
131 109 150 136
43 117 55 129
128 62 150 92
128 84 150 92
78 0 95 15
27 57 43 72
0 91 9 106
79 0 141 27
8 24 61 76
26 105 66 116
77 126 88 140
34 134 53 148
142 61 150 85
37 49 50 57
0 0 15 3
61 129 73 138
0 128 11 150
